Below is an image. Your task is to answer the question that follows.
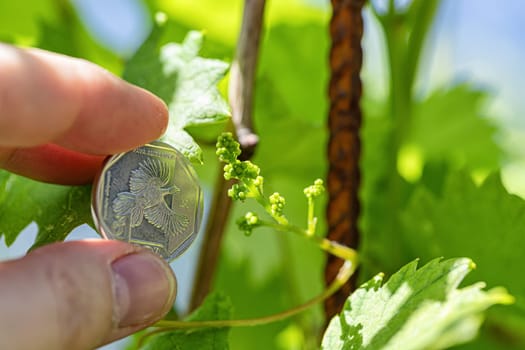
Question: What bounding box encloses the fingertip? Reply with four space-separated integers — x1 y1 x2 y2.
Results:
0 45 171 155
0 240 177 350
111 250 177 328
132 85 169 139
56 69 170 155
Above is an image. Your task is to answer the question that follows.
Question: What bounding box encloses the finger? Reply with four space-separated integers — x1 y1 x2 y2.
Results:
0 143 105 184
0 43 168 154
0 240 177 350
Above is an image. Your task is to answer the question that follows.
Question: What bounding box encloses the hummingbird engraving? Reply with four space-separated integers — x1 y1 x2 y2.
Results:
112 158 189 236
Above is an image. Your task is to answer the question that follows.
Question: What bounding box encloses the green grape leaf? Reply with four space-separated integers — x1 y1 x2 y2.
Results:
359 84 504 281
123 24 230 163
142 293 232 350
0 171 92 249
401 172 525 344
321 258 512 350
409 84 501 170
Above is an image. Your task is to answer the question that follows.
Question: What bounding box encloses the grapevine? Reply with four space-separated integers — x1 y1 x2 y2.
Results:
216 132 358 263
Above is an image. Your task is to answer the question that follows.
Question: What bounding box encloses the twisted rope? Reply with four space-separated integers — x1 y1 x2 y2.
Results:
325 0 365 320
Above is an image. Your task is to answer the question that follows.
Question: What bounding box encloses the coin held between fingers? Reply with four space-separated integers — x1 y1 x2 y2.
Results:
92 141 203 261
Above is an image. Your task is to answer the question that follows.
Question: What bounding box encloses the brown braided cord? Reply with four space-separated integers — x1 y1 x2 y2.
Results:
324 0 365 320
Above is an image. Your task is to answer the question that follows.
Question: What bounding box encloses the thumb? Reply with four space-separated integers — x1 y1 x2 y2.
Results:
0 240 177 350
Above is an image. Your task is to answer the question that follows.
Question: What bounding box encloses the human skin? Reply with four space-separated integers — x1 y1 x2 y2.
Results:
0 43 177 349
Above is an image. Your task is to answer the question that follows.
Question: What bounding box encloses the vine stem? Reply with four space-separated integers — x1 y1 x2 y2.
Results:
137 260 356 347
189 0 266 310
229 0 266 159
261 221 358 263
306 195 316 236
246 179 358 261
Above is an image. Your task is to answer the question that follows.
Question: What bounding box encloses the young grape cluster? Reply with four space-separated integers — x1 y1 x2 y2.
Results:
216 132 325 237
217 132 263 201
304 179 324 198
216 132 241 163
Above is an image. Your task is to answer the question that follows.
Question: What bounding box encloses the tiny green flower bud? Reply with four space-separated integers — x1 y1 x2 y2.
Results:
269 192 286 217
304 178 325 198
228 183 250 201
236 211 260 236
253 176 264 187
243 161 260 179
223 164 233 180
216 132 242 163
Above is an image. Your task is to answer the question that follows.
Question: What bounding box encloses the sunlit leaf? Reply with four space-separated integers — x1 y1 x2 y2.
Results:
124 25 230 163
322 258 512 350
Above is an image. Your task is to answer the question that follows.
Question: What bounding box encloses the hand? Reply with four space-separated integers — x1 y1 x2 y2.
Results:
0 44 177 349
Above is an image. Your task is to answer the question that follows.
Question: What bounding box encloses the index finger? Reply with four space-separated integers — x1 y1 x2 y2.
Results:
0 43 168 154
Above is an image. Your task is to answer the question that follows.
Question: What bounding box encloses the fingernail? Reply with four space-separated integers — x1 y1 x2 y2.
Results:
111 251 177 327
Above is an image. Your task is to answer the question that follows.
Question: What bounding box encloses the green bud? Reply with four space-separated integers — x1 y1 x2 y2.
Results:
304 178 325 198
231 162 246 178
237 211 260 236
228 183 249 201
253 176 264 187
223 164 233 180
269 192 286 217
216 132 241 163
246 212 259 225
243 161 260 179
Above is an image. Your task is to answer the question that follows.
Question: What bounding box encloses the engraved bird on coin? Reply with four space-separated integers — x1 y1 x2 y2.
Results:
112 158 189 236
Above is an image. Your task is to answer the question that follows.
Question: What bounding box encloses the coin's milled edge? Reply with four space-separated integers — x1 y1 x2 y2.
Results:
92 152 126 240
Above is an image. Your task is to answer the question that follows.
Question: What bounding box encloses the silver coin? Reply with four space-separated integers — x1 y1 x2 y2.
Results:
92 141 203 261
